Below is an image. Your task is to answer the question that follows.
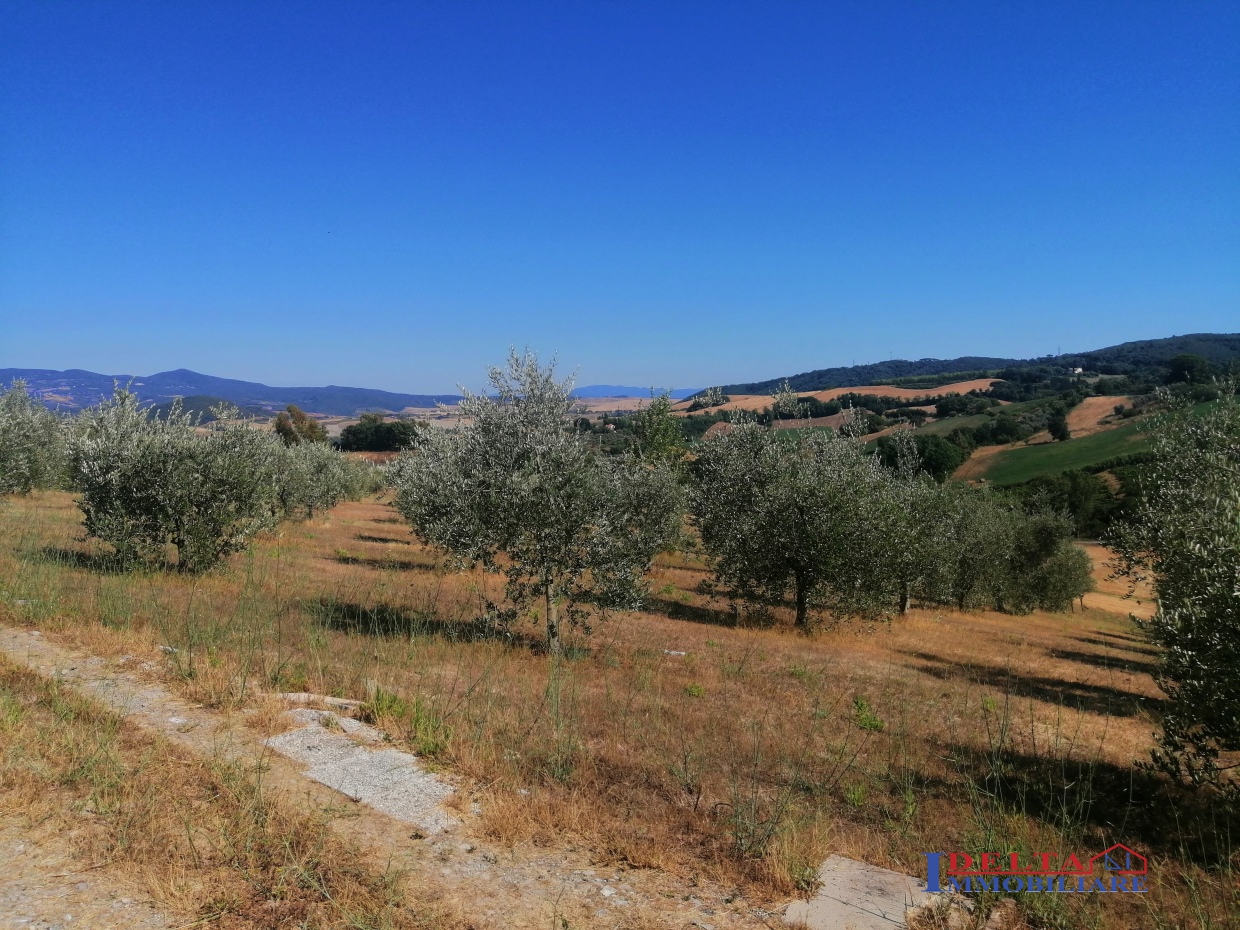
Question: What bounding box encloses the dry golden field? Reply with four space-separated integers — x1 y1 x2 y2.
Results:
672 379 1002 415
0 491 1235 929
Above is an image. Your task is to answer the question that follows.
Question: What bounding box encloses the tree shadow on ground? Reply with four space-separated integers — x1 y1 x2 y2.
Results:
902 650 1160 719
354 533 411 545
334 553 437 572
310 598 543 650
939 740 1237 870
645 595 745 628
1048 648 1159 677
1074 633 1159 656
33 545 140 575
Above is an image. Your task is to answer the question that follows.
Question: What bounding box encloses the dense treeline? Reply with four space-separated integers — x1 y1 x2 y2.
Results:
338 412 427 452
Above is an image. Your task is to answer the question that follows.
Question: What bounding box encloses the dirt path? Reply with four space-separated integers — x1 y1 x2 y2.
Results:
0 816 169 930
0 623 782 930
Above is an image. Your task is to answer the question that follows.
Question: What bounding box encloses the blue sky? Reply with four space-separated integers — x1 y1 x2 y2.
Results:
2 2 1236 392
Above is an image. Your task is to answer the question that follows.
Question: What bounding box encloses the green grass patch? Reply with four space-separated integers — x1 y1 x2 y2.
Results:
973 422 1151 485
917 412 994 436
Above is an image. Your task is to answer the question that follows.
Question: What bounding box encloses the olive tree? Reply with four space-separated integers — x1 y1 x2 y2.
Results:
274 441 371 520
690 422 886 629
1112 387 1240 795
68 389 282 570
869 432 955 614
632 390 685 465
0 380 65 495
939 484 1018 611
391 350 682 654
771 379 804 421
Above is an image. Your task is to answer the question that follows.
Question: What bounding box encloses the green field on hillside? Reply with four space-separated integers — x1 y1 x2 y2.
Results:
917 412 993 436
971 420 1151 485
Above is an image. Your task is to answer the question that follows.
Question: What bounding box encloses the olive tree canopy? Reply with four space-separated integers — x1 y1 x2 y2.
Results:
1112 387 1240 796
689 422 886 628
67 389 283 570
0 380 65 495
392 350 682 654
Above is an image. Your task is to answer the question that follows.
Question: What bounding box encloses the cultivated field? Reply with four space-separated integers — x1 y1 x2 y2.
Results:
0 491 1235 929
958 420 1150 486
670 379 1002 415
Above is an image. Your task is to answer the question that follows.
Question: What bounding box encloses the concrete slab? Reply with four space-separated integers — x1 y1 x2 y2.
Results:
265 708 457 835
784 855 935 929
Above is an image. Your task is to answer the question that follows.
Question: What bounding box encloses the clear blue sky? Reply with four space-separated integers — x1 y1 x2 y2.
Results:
2 2 1236 392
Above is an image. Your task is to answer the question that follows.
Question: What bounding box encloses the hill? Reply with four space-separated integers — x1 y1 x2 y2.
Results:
718 357 1019 395
1057 333 1240 373
716 332 1240 395
0 368 461 416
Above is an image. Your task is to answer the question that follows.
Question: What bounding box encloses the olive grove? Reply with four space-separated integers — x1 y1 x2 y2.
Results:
690 421 1093 626
66 388 376 570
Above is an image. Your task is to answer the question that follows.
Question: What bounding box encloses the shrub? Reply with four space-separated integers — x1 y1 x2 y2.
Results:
275 441 372 520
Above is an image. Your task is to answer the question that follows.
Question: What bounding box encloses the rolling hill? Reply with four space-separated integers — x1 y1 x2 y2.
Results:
716 332 1240 395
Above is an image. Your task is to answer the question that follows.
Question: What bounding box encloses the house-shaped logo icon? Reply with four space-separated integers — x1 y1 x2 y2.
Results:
1090 844 1147 876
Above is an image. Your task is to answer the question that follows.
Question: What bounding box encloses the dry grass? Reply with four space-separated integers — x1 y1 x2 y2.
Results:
0 651 464 930
1 491 1236 929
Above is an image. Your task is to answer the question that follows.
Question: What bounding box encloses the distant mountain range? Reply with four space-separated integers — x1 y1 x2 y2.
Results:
716 333 1240 395
0 368 461 416
7 333 1237 415
0 367 701 415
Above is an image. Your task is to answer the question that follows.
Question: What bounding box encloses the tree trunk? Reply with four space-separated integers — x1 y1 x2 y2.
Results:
900 583 911 615
545 584 562 656
793 572 808 630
